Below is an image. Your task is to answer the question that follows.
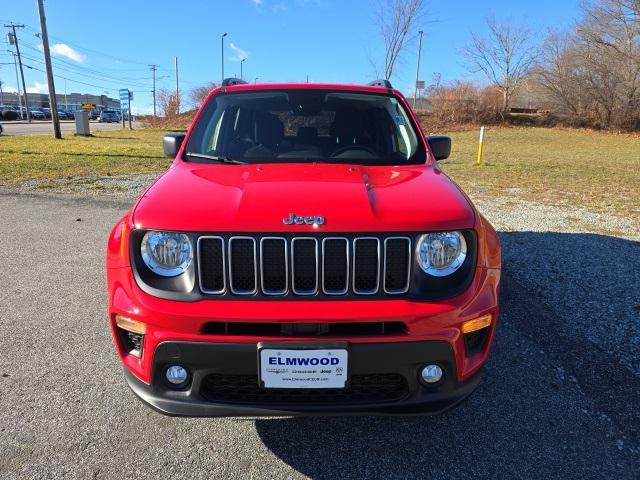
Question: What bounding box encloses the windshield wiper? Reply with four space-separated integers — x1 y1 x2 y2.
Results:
185 152 247 165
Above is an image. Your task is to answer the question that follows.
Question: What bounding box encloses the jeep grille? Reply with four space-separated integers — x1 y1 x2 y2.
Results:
197 235 411 297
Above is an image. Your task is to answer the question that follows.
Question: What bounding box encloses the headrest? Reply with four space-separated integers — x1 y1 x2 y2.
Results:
255 113 284 148
330 108 365 143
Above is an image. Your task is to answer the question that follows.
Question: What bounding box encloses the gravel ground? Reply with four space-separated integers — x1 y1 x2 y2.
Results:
0 191 638 479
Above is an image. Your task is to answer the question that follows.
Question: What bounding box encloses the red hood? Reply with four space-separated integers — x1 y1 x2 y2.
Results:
132 162 475 232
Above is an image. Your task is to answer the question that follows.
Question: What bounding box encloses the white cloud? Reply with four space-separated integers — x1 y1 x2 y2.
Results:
38 43 87 63
2 85 19 93
229 43 249 62
252 0 262 4
26 81 49 94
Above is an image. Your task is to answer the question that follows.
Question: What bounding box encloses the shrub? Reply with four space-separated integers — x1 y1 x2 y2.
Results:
427 81 504 127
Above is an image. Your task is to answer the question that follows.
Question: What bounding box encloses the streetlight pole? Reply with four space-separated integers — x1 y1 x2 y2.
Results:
413 30 424 109
240 58 245 80
254 77 259 84
221 32 227 85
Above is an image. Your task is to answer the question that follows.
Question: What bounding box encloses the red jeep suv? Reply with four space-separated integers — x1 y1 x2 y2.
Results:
106 79 501 416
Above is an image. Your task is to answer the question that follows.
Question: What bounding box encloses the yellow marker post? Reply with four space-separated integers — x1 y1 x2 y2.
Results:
476 126 485 165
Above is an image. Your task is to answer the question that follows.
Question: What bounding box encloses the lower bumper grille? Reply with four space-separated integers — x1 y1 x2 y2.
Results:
200 374 408 405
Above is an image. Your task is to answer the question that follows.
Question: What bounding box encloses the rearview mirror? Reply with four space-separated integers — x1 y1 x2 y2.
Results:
427 136 452 161
163 133 185 158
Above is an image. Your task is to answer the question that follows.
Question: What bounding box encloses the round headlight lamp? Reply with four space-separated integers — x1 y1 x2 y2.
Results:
141 231 192 277
416 231 467 276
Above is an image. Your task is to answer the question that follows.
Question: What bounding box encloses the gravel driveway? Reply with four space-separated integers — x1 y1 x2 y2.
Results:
0 191 638 479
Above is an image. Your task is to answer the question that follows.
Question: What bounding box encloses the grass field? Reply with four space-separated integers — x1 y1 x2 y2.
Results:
0 129 169 182
441 127 640 217
1 126 638 217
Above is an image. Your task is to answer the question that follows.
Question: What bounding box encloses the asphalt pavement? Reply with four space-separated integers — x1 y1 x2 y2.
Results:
0 192 638 479
0 120 132 136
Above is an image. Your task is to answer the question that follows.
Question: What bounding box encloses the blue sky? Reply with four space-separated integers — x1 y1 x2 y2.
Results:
1 0 579 114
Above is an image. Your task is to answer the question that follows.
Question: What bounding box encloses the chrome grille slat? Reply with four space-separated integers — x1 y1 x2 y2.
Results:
260 237 288 295
198 236 226 294
228 236 257 295
291 238 319 295
383 237 412 294
322 237 349 295
352 237 381 295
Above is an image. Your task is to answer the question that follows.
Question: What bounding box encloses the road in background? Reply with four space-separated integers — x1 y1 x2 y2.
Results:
0 193 638 479
0 121 137 136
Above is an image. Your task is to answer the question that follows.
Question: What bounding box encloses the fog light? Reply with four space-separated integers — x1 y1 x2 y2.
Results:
165 365 189 386
420 364 443 384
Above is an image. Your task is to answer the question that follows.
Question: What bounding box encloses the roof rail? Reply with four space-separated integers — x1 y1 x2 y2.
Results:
222 77 248 87
368 79 393 88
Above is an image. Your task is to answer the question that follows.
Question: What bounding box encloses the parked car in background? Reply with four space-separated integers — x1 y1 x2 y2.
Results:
98 110 119 123
88 110 100 120
41 108 52 119
30 109 45 120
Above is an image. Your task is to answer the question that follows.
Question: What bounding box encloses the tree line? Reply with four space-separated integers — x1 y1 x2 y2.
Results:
154 0 639 131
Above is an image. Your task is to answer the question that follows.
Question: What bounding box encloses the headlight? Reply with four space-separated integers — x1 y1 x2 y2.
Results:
416 231 467 276
141 231 192 277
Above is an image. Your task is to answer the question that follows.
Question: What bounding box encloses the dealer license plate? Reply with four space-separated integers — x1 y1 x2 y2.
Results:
259 348 348 389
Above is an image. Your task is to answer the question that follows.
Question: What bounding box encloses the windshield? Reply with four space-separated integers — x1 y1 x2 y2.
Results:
184 89 426 165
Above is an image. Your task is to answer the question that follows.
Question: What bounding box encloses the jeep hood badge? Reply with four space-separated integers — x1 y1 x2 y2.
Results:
283 213 325 226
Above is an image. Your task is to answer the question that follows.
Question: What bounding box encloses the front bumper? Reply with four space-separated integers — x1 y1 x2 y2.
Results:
124 340 483 416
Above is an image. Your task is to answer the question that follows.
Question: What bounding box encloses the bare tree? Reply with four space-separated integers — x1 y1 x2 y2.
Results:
534 31 585 115
190 82 217 107
157 88 180 118
375 0 426 80
534 0 640 129
462 18 539 112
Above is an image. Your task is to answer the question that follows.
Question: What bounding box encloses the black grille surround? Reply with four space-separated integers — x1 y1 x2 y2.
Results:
197 233 417 299
130 230 477 302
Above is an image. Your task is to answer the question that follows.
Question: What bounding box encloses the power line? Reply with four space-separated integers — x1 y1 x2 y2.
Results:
21 23 155 67
19 42 151 86
20 52 149 89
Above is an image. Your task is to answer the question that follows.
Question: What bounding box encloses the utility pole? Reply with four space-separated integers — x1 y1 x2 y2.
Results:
413 30 424 109
240 58 245 80
174 56 179 115
149 64 158 116
8 51 22 113
5 23 30 122
0 79 4 107
37 0 61 139
221 32 227 85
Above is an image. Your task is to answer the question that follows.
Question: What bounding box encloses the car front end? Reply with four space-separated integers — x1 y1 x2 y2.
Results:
106 81 501 416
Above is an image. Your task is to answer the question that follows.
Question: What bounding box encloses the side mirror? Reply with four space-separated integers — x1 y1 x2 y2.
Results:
427 135 452 161
163 133 186 158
